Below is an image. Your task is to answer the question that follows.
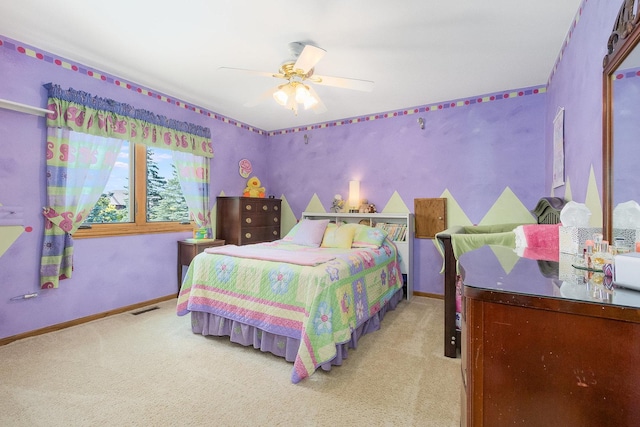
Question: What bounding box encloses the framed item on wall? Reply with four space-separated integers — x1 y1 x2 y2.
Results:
553 107 565 188
414 198 447 239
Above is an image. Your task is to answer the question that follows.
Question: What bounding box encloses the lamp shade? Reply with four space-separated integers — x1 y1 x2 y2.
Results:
303 93 318 110
273 87 288 106
348 180 360 210
273 84 295 106
295 84 311 103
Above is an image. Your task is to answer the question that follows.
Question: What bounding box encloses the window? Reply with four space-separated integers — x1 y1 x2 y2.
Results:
41 83 213 288
75 139 192 238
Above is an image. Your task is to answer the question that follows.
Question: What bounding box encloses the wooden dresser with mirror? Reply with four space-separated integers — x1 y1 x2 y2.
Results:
602 0 640 243
460 1 640 424
460 247 640 426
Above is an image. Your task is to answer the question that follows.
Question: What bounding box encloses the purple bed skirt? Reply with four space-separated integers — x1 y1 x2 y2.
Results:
190 288 404 372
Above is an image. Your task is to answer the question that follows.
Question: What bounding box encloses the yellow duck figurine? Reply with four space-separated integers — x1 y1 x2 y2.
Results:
243 176 266 198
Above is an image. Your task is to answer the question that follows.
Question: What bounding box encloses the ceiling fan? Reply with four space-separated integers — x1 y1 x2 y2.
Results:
218 42 374 115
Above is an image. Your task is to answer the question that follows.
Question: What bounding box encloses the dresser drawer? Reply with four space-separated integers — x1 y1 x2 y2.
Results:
239 226 280 244
242 199 280 213
241 210 280 228
241 200 280 226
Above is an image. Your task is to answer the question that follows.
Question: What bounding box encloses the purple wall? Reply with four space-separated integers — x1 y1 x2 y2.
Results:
0 0 621 339
267 92 546 294
544 0 620 201
0 36 269 340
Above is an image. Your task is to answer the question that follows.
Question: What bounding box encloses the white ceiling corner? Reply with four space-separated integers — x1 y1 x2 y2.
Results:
0 0 583 131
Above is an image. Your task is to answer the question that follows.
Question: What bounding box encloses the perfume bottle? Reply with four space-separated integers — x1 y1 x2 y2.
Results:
593 233 603 253
583 240 594 270
592 241 613 271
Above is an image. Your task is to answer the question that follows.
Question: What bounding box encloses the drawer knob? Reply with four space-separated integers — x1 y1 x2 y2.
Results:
274 206 279 211
245 205 252 211
272 230 278 236
245 232 252 239
246 218 252 224
262 205 268 211
273 218 278 223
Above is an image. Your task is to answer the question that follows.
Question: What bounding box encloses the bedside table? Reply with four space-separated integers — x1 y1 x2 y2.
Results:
177 238 225 291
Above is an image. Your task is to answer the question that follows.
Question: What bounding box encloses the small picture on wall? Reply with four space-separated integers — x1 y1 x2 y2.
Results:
239 159 252 178
552 107 565 188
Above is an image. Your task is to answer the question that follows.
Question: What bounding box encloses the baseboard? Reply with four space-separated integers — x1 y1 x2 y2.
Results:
2 291 442 346
0 294 177 347
413 291 444 300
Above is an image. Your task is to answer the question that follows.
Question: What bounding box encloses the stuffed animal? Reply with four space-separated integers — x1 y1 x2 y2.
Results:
243 176 266 198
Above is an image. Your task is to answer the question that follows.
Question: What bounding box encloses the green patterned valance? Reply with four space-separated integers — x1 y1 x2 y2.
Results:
43 83 213 158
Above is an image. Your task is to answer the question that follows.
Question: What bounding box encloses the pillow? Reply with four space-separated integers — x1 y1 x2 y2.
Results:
290 219 330 247
351 224 388 248
321 223 356 249
282 221 301 241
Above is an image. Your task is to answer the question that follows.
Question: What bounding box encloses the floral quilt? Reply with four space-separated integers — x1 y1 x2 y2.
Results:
176 239 403 383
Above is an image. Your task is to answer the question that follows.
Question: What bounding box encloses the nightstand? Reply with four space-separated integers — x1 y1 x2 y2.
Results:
177 238 225 291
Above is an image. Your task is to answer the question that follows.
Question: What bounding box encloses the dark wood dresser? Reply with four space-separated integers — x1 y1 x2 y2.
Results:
216 196 281 245
459 246 640 426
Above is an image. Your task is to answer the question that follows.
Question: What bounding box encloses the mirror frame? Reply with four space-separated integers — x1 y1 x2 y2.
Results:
603 0 640 242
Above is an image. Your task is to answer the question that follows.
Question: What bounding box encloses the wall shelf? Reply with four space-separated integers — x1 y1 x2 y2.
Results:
0 98 50 117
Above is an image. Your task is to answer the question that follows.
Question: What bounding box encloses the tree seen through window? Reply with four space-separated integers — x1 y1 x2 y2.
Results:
85 145 189 224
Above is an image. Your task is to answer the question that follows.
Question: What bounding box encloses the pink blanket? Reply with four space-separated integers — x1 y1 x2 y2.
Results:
204 244 336 266
514 224 560 262
524 223 560 247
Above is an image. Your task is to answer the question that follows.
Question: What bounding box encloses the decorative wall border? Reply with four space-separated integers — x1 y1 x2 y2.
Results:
267 87 546 135
547 0 588 86
1 33 554 138
0 35 268 136
613 66 640 80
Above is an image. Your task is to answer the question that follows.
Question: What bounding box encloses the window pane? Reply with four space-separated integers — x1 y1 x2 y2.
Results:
146 147 190 223
85 141 131 224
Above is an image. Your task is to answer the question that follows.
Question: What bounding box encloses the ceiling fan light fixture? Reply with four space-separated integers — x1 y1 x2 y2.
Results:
295 83 311 103
273 84 293 106
303 94 318 110
224 42 373 116
273 82 316 114
286 95 298 116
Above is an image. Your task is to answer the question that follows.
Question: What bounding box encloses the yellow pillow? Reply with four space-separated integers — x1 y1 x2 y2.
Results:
321 223 356 249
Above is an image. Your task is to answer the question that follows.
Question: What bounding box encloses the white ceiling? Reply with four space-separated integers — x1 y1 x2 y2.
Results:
0 0 582 131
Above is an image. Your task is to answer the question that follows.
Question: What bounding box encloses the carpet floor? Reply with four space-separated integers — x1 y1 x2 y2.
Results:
0 296 461 426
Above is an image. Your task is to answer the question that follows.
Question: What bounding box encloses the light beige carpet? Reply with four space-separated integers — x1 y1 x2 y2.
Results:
0 296 461 426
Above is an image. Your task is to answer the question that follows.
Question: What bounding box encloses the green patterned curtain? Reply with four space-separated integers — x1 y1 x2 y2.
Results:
40 84 214 288
172 150 212 238
41 129 123 288
44 84 213 157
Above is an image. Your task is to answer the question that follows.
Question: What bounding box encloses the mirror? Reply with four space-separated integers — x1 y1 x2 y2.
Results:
603 0 640 243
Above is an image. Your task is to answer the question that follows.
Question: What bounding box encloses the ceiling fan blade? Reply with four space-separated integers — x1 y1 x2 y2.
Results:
294 45 326 74
244 86 278 107
307 85 327 114
218 67 282 79
312 74 374 92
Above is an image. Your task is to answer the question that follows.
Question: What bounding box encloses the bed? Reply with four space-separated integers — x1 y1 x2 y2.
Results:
176 219 404 383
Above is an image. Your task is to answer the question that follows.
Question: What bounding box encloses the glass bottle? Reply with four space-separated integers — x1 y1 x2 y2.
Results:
592 241 613 271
